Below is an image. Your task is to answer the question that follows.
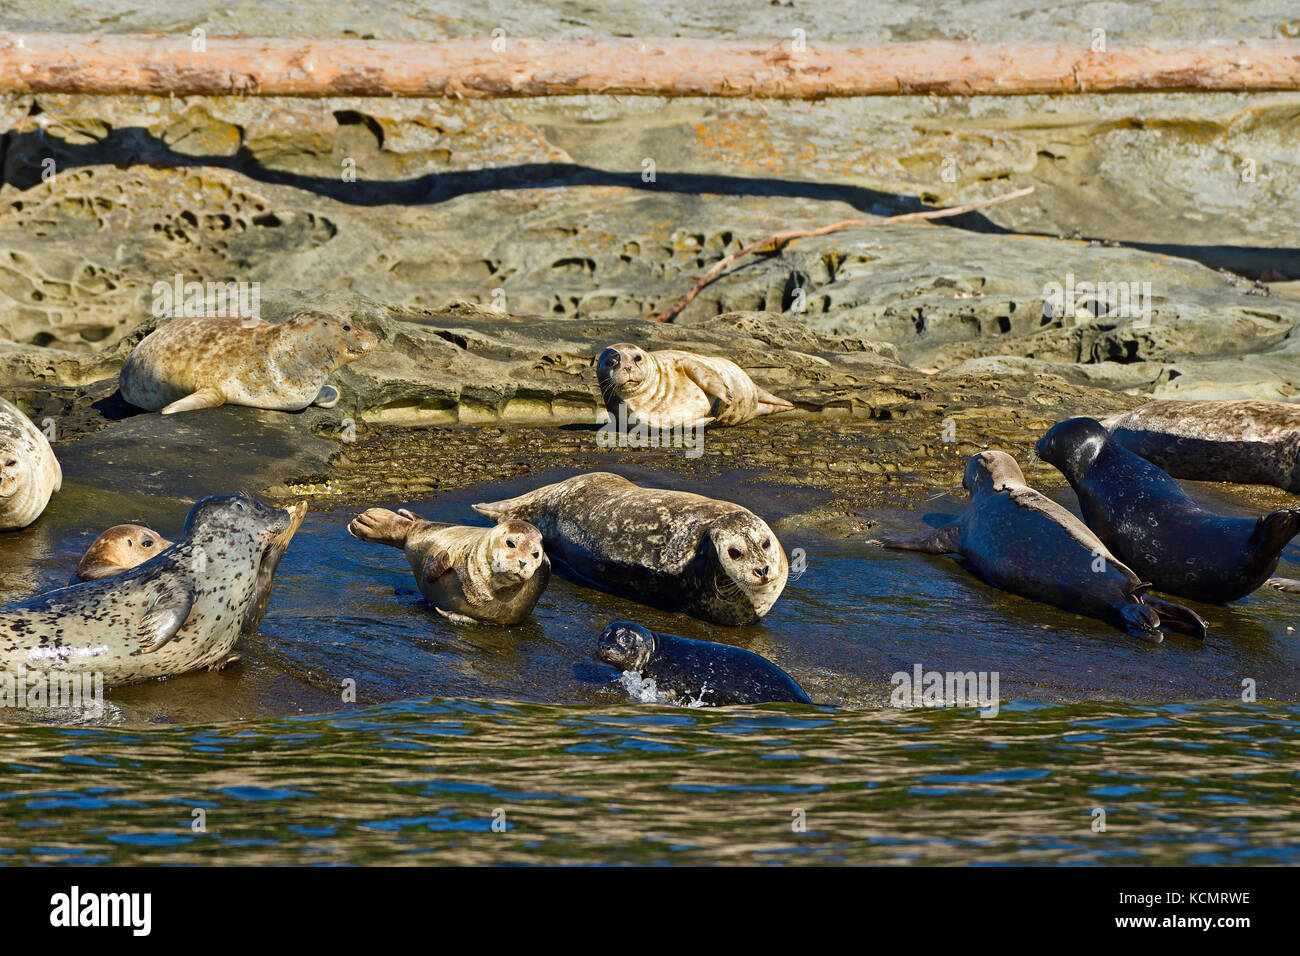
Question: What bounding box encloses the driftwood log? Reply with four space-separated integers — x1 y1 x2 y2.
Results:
1 34 1298 99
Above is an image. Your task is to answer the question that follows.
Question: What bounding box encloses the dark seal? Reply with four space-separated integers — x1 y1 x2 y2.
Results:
597 621 812 706
1037 417 1300 604
869 451 1207 642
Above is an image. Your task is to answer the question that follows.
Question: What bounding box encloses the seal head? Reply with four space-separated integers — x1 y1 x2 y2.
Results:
597 343 655 400
706 510 788 611
74 524 174 582
597 621 656 671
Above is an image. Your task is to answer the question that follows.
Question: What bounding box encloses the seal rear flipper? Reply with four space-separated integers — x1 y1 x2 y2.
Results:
160 387 226 415
347 508 413 548
1266 577 1300 594
753 385 795 412
472 481 564 522
867 521 960 555
137 584 195 653
1118 601 1164 644
1143 595 1209 640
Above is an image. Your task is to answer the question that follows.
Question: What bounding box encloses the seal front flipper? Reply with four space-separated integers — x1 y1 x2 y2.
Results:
1266 577 1300 594
1143 594 1209 640
137 582 196 653
348 508 415 549
435 608 480 625
678 356 734 408
313 384 340 409
160 387 226 416
867 521 961 555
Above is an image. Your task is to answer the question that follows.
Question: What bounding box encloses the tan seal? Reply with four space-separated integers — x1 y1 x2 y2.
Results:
596 343 794 429
349 508 550 625
119 311 377 414
1102 399 1300 493
0 395 61 531
73 524 173 583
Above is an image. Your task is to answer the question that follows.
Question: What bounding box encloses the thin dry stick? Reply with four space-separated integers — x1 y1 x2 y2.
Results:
652 186 1035 323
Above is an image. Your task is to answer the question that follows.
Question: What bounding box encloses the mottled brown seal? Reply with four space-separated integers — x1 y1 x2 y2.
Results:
0 495 298 687
869 451 1207 642
473 472 788 625
1102 399 1300 493
596 343 793 429
73 524 173 583
349 507 549 625
1037 417 1300 604
0 395 61 531
119 311 377 414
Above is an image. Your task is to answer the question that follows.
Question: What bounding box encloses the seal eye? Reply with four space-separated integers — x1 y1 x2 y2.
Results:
143 539 154 548
761 539 770 549
342 324 353 332
727 547 743 560
532 552 540 559
506 539 515 548
634 355 643 363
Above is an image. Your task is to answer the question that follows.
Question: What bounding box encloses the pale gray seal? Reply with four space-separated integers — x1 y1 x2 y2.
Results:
474 472 787 625
1037 417 1300 604
1102 399 1300 493
348 507 549 625
119 311 377 414
0 395 61 531
597 621 811 706
0 495 298 686
869 451 1207 642
596 343 794 429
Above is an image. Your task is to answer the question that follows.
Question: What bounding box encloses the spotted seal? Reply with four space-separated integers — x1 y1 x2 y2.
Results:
597 621 811 706
72 524 173 583
596 343 793 429
0 495 297 686
1037 417 1300 604
474 472 787 625
869 451 1207 642
0 395 61 531
119 311 377 414
349 507 549 625
1102 399 1300 493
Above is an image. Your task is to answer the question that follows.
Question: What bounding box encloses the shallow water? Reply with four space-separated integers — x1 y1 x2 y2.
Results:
1 467 1298 863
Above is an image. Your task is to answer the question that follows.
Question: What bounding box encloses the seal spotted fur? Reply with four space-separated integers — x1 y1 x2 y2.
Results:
473 472 787 625
596 343 793 429
119 311 377 414
0 395 61 531
349 507 549 625
869 451 1207 642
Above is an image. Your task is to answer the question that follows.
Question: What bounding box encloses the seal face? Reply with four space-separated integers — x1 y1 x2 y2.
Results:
0 395 61 531
119 310 377 414
869 451 1208 642
473 472 787 625
596 343 793 429
1103 399 1300 493
73 524 174 583
596 621 811 706
1037 417 1300 604
348 507 550 625
0 494 298 686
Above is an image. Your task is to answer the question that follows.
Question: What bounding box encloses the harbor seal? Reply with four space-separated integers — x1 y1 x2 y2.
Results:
72 525 173 583
1102 399 1300 493
474 472 787 625
1036 417 1300 604
597 621 811 706
240 500 308 636
119 311 377 415
868 451 1207 642
0 395 61 531
0 495 298 687
349 507 549 625
596 343 794 429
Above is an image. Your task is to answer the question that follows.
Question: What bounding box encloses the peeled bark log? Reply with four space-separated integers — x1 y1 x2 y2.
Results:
0 34 1298 99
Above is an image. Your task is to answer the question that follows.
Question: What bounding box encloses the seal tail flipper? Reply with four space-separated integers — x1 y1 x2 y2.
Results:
867 521 960 555
1266 577 1300 594
161 387 226 415
347 508 413 549
1143 595 1209 640
753 385 795 412
137 584 195 653
472 482 561 522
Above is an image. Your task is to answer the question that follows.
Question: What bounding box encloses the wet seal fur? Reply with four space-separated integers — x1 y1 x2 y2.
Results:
119 311 377 414
597 621 811 706
1102 399 1300 493
0 495 298 687
868 451 1207 642
73 525 173 583
0 395 61 531
596 343 793 429
1037 417 1300 604
474 472 787 625
349 507 549 625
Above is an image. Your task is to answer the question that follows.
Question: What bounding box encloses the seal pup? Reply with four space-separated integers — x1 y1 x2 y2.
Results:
72 524 173 583
119 311 377 414
1037 417 1300 604
348 507 549 625
868 451 1207 642
597 621 811 706
474 472 787 625
0 495 297 687
1102 399 1300 493
0 395 61 531
596 343 793 429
